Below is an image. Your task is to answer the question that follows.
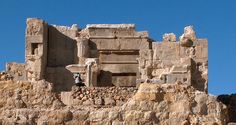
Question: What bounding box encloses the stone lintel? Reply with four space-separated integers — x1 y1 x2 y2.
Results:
86 24 135 29
89 36 148 39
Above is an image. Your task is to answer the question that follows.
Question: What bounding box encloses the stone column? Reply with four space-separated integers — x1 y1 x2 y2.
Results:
85 58 99 87
25 18 48 82
75 38 89 65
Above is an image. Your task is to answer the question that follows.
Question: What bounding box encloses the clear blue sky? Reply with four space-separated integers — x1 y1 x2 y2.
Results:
0 0 235 95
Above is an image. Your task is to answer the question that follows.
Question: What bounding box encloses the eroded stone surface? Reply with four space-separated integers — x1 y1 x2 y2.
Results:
0 81 229 125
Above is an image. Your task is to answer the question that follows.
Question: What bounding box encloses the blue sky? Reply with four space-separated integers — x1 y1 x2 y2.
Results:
0 0 236 95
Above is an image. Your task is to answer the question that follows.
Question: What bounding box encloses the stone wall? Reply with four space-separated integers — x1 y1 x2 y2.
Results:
138 26 208 92
23 18 208 92
6 62 26 81
25 18 80 91
84 24 151 87
45 25 78 91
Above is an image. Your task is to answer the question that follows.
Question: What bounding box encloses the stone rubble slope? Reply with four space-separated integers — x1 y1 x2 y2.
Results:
0 80 229 125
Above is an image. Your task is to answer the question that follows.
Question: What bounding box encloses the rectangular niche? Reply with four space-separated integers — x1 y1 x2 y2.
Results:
31 43 39 55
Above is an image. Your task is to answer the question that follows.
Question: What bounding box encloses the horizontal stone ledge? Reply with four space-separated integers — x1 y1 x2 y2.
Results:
101 61 138 64
26 55 41 59
86 24 135 29
97 49 140 52
88 36 149 39
99 50 139 53
65 64 87 73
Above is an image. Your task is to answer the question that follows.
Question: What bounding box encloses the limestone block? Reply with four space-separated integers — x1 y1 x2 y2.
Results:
133 83 164 102
183 26 197 41
99 51 139 62
26 36 43 43
124 110 144 121
114 29 136 37
89 109 109 122
139 49 153 60
76 38 89 60
194 39 208 59
145 60 153 68
6 62 26 81
61 92 73 106
179 26 197 47
112 75 137 87
26 18 45 36
88 28 116 37
89 39 120 50
153 42 179 60
135 31 149 38
180 38 193 47
152 69 167 77
65 64 86 74
138 58 146 68
170 65 189 74
180 57 192 66
85 58 99 87
86 24 135 29
166 73 191 84
53 25 78 39
179 46 196 58
101 64 138 73
163 33 176 42
152 60 162 68
86 24 138 38
119 38 150 50
104 97 116 106
90 38 150 50
140 67 152 79
161 60 176 68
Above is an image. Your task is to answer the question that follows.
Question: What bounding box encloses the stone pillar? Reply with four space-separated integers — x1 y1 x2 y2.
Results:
138 49 153 80
75 38 89 65
25 18 48 82
85 58 99 87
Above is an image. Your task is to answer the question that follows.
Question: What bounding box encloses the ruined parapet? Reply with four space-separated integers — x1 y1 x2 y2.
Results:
180 26 197 47
140 26 208 92
6 62 26 81
163 33 176 42
25 18 48 82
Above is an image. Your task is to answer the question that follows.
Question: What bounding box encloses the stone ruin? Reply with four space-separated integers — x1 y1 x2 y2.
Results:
4 18 236 125
6 18 208 92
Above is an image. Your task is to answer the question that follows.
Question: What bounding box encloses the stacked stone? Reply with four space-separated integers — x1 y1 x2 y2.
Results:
70 86 137 107
139 26 209 92
0 72 13 81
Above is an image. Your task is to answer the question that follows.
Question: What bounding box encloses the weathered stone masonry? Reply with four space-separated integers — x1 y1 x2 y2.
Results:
8 18 208 92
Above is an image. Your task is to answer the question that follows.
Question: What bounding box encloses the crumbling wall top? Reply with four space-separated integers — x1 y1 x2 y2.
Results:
86 24 135 29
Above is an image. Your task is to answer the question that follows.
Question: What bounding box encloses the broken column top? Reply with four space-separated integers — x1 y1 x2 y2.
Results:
86 24 135 29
